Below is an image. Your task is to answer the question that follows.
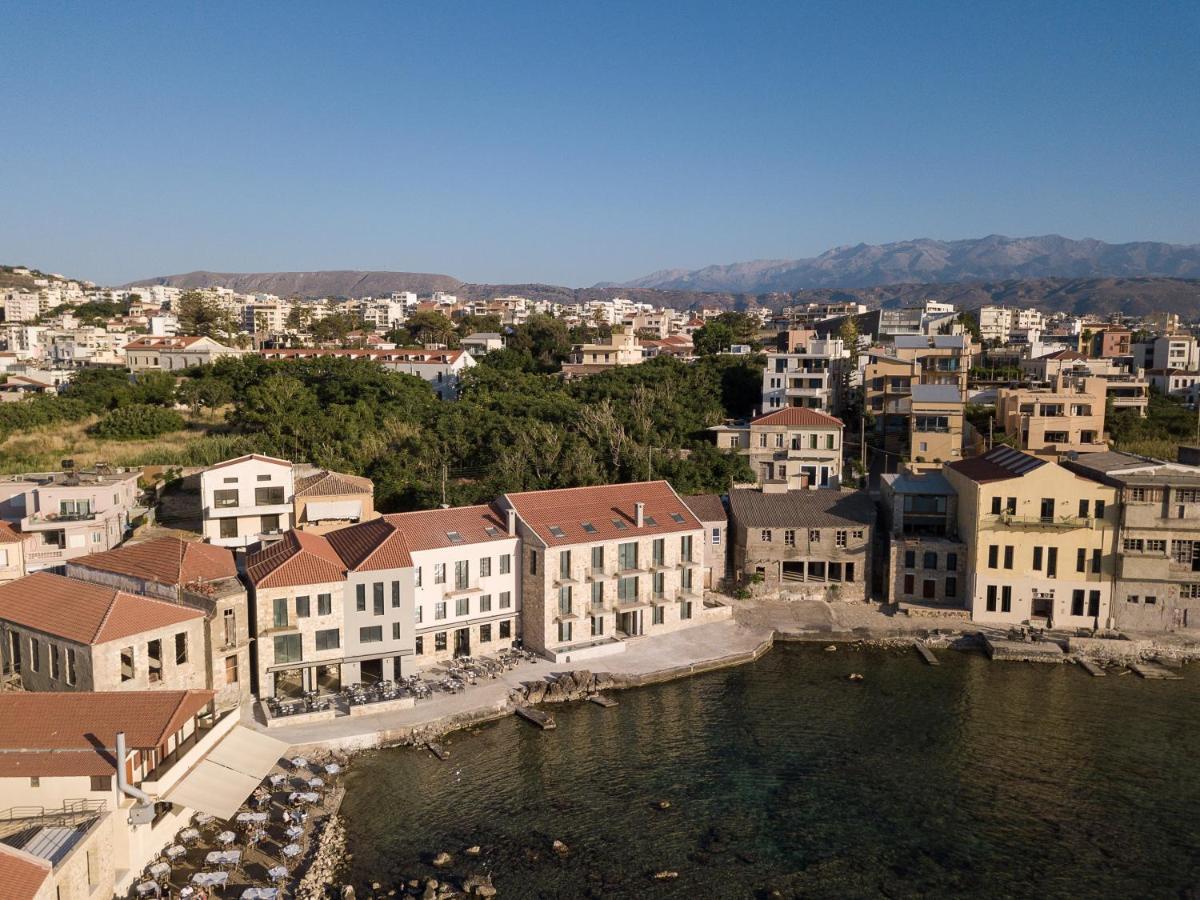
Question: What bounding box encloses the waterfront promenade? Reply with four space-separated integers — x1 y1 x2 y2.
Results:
248 599 939 752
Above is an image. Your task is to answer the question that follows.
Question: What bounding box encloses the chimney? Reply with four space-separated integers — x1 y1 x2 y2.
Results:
506 508 517 536
635 502 645 528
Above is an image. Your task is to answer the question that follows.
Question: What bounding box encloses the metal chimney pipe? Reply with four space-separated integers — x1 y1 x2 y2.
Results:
115 732 153 804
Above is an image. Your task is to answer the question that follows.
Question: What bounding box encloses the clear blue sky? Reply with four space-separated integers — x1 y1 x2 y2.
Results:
2 0 1197 287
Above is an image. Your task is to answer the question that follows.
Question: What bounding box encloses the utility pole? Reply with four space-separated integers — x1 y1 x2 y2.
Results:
859 417 865 476
441 464 448 509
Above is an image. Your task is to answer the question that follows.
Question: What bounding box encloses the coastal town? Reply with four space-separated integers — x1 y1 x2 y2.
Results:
0 263 1199 897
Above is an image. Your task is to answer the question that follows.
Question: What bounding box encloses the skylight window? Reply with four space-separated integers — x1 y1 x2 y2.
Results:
670 513 685 523
483 525 499 537
549 526 567 538
612 519 629 530
643 516 657 526
581 522 597 534
446 531 464 544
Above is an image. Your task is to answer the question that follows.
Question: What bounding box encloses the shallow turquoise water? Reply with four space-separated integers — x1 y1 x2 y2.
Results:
340 644 1200 898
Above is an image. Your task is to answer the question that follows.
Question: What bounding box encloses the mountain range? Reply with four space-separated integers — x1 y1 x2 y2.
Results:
602 234 1200 293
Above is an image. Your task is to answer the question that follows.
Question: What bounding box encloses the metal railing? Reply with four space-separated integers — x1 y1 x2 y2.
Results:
0 799 106 838
991 512 1093 529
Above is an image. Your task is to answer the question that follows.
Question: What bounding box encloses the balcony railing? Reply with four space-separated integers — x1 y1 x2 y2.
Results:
991 512 1093 529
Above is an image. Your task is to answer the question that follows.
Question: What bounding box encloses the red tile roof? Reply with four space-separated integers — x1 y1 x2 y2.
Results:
0 690 214 777
294 469 374 498
258 348 466 365
0 844 51 900
124 335 206 350
245 530 346 589
504 481 701 547
750 408 845 428
385 504 512 553
0 573 203 645
73 537 236 587
1044 349 1087 361
325 518 412 571
0 521 24 544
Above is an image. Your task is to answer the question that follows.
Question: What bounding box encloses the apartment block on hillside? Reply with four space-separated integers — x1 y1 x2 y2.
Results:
761 331 849 413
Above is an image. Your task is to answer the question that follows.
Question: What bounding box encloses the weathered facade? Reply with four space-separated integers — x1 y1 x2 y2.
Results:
880 471 966 609
711 407 844 490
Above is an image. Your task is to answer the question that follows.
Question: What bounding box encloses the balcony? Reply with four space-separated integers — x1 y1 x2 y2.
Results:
20 511 97 532
989 512 1093 530
206 502 292 519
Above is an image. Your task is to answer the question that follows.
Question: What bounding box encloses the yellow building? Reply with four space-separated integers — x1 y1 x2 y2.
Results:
945 446 1118 629
995 373 1107 456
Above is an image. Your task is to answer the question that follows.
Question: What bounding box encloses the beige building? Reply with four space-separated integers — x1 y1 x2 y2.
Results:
294 468 377 533
124 335 246 372
65 537 252 710
682 494 729 590
1062 451 1200 632
879 471 966 610
200 454 295 547
996 373 1107 456
561 326 645 378
945 446 1118 628
1021 351 1149 417
0 572 206 694
727 488 875 601
0 521 26 583
906 384 967 472
761 331 849 413
711 407 844 490
499 481 728 663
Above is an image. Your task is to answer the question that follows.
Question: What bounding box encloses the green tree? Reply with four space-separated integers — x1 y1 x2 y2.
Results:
507 314 572 371
693 321 735 355
837 316 860 368
90 404 185 440
958 310 982 343
403 311 459 347
714 311 760 345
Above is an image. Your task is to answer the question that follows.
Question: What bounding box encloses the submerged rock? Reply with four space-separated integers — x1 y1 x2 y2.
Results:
653 870 679 880
464 845 482 857
552 839 569 855
431 851 453 868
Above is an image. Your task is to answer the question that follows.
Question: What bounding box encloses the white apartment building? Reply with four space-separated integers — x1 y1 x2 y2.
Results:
200 454 295 547
258 348 476 399
761 331 849 414
1151 335 1200 372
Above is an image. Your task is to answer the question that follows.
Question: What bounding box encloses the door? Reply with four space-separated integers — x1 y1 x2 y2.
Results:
360 658 383 684
454 627 471 658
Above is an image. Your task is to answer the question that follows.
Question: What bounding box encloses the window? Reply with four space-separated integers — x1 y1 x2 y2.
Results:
274 634 302 663
318 593 332 616
66 647 76 685
618 542 638 570
712 527 721 545
355 584 366 612
1040 498 1055 521
923 551 937 570
591 581 603 609
500 554 511 575
1077 548 1087 572
456 596 470 616
359 626 383 643
560 550 572 579
255 486 286 505
222 476 238 484
1033 547 1043 571
480 594 492 612
652 539 665 566
219 518 238 539
904 550 916 568
392 581 401 608
500 620 512 639
373 582 385 615
1130 487 1147 502
784 530 796 547
118 645 131 680
1003 546 1014 569
415 636 424 655
1047 547 1057 578
808 529 821 543
214 489 239 508
434 563 447 584
529 551 538 576
1091 549 1102 574
986 585 997 612
845 563 855 582
90 774 112 792
652 605 665 625
315 629 340 651
499 591 512 609
415 605 423 624
256 474 271 481
1147 539 1166 553
175 632 188 664
836 530 847 549
988 545 998 568
558 586 572 615
480 623 492 642
1001 586 1012 613
760 529 772 543
990 497 1002 515
435 632 447 651
295 595 310 618
591 546 604 570
558 621 572 642
392 622 402 640
1095 500 1106 519
414 566 423 588
618 576 639 602
435 601 447 620
904 574 915 595
274 597 289 627
945 576 957 598
260 514 281 533
1145 595 1158 605
1006 497 1017 515
50 644 60 680
480 557 492 578
681 535 693 562
682 567 694 591
1078 499 1090 518
946 552 958 571
1088 591 1101 616
591 615 604 636
1124 538 1145 552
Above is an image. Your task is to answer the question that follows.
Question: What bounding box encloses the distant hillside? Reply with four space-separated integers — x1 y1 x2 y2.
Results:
128 270 462 298
607 235 1200 293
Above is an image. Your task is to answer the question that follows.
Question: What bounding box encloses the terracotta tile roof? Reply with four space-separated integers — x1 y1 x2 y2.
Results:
750 408 845 428
0 843 52 900
0 521 24 544
294 469 374 498
258 348 465 365
325 518 412 571
946 445 1047 483
205 453 292 472
1044 349 1087 361
385 504 512 553
682 493 727 523
0 690 214 777
245 530 346 589
727 488 876 529
504 481 701 547
73 537 236 587
124 335 206 350
0 572 203 645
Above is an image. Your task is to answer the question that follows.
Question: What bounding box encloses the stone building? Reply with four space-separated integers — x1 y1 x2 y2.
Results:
0 572 206 694
65 537 251 710
727 488 875 600
945 446 1118 628
879 471 966 610
710 407 844 490
293 467 377 534
499 481 727 663
1062 450 1200 631
682 493 729 590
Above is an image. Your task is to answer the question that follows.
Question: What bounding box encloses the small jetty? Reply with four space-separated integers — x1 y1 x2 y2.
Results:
914 643 940 666
982 635 1065 663
1131 661 1183 680
1076 658 1106 677
589 694 618 708
516 706 557 730
426 741 450 760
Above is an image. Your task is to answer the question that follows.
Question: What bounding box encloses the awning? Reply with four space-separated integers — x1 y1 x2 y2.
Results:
163 726 290 820
305 499 362 521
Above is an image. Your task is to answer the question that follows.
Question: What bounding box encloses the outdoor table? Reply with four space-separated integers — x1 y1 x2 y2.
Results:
165 844 186 860
193 871 229 887
282 843 302 858
306 777 324 789
324 763 340 775
216 830 237 846
290 756 308 769
179 828 200 843
180 888 196 899
288 791 319 804
236 812 268 824
194 812 215 826
267 865 288 881
268 773 285 787
206 850 242 867
285 825 302 839
148 861 171 879
242 890 279 900
135 881 160 897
